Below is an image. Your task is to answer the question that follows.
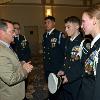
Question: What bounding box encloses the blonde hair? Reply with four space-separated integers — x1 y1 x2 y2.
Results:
84 4 100 20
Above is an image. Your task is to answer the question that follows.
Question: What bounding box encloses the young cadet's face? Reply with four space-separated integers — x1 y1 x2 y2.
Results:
81 12 94 35
44 19 55 31
65 22 79 37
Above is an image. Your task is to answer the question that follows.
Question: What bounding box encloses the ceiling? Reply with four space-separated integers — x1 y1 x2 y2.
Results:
1 0 100 7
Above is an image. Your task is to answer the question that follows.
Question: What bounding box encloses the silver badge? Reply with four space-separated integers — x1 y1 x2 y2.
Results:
51 38 57 48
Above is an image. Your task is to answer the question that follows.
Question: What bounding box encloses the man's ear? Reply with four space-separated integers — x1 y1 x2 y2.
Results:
0 29 5 35
76 24 80 30
53 22 55 26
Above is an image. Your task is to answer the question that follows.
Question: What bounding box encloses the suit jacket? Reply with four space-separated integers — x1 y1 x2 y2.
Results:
0 42 28 100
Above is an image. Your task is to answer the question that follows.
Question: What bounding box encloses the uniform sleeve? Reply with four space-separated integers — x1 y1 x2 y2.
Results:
0 56 28 86
59 32 66 52
93 51 100 100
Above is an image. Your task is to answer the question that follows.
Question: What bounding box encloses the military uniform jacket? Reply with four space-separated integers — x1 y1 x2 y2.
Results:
11 34 31 62
42 29 65 73
94 39 100 100
0 42 28 100
78 38 100 100
63 34 84 82
60 33 86 100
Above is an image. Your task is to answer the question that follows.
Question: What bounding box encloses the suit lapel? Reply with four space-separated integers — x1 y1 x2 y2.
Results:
0 43 19 60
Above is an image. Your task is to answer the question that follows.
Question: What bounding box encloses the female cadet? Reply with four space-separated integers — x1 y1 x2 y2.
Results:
78 4 100 100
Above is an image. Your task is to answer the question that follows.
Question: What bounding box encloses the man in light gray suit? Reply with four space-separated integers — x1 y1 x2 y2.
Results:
0 19 33 100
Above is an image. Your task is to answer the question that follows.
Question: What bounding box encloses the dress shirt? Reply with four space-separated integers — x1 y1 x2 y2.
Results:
46 28 55 37
0 40 10 48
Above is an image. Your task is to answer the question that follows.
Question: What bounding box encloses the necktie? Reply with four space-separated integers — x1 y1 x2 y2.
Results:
46 32 49 38
15 36 19 40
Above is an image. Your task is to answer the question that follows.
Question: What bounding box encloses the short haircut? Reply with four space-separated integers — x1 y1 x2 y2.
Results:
0 19 13 32
64 16 81 25
44 16 55 22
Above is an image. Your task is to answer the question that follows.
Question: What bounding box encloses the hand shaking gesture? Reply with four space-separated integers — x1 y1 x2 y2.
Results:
22 61 33 73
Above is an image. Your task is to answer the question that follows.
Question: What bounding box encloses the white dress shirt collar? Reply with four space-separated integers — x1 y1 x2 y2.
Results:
70 32 80 41
47 28 55 35
0 40 10 48
91 34 100 48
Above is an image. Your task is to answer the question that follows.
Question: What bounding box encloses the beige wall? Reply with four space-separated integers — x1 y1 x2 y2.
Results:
0 5 86 54
0 5 44 41
53 6 86 32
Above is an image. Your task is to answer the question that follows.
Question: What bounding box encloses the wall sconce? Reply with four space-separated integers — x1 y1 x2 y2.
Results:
45 6 53 17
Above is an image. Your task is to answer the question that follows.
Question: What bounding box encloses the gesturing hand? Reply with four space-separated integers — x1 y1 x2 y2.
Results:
23 61 33 73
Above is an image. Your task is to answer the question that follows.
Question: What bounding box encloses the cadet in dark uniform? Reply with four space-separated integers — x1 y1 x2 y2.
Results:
57 16 91 100
42 16 65 100
78 4 100 100
42 16 65 81
11 22 31 62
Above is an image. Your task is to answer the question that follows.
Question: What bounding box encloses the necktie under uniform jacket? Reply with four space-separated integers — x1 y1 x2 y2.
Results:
0 42 28 100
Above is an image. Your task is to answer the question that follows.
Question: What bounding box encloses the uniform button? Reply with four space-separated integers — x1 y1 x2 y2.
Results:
65 46 67 49
65 57 67 59
49 58 51 60
81 74 84 77
64 64 66 66
44 46 45 48
68 66 71 69
48 52 50 54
